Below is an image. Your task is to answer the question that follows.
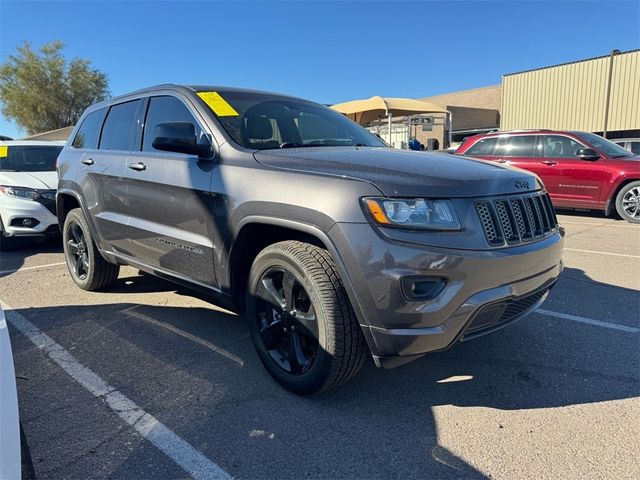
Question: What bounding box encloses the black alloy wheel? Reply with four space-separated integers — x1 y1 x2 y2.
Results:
66 221 90 280
247 241 366 395
255 266 319 375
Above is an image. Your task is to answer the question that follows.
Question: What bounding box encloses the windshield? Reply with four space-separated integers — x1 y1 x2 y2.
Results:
574 132 634 158
197 90 386 150
0 145 63 172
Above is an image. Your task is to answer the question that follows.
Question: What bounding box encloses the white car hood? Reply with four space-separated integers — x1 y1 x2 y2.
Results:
0 171 58 190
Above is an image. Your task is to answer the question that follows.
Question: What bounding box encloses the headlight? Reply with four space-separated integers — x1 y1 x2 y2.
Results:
0 186 42 200
363 197 461 230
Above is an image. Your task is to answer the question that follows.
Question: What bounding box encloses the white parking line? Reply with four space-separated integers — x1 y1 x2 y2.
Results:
565 248 640 259
559 220 639 228
3 304 233 480
537 309 640 333
0 262 66 276
121 306 245 366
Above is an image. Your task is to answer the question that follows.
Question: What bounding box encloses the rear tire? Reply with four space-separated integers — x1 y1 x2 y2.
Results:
62 208 119 290
615 181 640 223
246 241 367 394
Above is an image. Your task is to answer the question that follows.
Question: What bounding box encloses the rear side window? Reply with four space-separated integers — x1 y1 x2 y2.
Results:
142 96 206 152
465 137 498 155
495 135 537 157
630 141 640 155
99 100 141 151
72 108 105 149
543 135 582 158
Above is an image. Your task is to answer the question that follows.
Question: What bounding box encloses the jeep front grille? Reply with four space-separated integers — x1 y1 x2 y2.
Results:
475 192 558 246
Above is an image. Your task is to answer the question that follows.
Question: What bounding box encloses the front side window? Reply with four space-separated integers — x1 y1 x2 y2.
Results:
99 100 141 151
630 141 640 155
142 96 206 152
543 135 583 158
72 108 106 149
495 135 537 157
196 90 385 150
465 137 498 155
0 145 63 172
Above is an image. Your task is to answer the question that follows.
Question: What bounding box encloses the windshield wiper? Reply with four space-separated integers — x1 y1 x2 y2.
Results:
279 142 304 149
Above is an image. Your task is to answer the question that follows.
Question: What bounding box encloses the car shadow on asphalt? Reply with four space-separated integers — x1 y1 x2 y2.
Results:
9 266 639 479
0 236 62 276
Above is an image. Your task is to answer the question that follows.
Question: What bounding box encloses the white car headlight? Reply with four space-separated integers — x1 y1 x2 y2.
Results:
0 186 41 200
363 197 461 230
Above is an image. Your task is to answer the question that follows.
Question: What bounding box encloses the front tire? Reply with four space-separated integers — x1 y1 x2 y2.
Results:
0 216 13 251
246 241 367 394
615 181 640 223
62 208 119 290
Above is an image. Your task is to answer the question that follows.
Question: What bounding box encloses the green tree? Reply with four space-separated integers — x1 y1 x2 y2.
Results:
0 41 109 135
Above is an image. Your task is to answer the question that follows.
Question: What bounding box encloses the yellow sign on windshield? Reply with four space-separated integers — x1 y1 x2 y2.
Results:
0 146 7 158
197 91 239 117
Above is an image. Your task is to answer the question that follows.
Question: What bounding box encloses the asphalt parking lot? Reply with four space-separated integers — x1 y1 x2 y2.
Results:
1 211 639 480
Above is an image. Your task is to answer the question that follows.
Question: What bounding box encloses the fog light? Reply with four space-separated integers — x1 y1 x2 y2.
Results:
401 276 447 301
10 217 40 228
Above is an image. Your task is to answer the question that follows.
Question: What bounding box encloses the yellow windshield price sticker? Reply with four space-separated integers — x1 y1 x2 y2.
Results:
0 146 7 158
197 91 239 117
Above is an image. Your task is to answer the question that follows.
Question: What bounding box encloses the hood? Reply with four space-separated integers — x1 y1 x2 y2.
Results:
254 147 542 197
0 171 58 190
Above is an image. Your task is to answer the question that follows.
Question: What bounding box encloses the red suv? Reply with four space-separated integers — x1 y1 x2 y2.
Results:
456 130 640 223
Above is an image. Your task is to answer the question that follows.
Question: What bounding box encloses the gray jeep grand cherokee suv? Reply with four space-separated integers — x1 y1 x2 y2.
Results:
57 85 564 394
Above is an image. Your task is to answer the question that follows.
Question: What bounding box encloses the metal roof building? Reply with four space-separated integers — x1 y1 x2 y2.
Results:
501 49 639 137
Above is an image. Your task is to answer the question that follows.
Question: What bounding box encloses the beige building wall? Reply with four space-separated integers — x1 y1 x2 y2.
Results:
502 50 639 132
420 84 502 110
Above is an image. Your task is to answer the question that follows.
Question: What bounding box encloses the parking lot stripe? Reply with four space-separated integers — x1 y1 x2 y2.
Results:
558 220 639 228
3 305 233 480
564 248 640 259
537 309 640 333
122 306 245 366
0 262 66 276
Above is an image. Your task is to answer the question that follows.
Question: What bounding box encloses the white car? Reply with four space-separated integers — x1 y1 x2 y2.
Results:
0 140 65 250
612 138 640 156
0 306 21 480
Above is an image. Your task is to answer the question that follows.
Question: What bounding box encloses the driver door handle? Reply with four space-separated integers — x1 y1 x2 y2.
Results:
542 160 557 165
128 162 147 171
82 158 94 166
496 158 507 164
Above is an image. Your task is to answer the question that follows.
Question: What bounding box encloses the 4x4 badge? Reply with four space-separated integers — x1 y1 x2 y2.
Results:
515 180 530 190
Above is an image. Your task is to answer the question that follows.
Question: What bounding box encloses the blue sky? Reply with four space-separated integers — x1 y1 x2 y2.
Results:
0 0 639 138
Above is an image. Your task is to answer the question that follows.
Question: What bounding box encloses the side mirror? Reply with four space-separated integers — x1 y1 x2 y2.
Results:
576 148 600 161
152 122 213 159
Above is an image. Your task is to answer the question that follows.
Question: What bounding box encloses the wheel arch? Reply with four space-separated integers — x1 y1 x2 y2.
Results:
606 178 640 216
56 190 83 229
228 217 368 333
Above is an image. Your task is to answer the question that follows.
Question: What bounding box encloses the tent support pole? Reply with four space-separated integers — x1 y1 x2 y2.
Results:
387 113 392 148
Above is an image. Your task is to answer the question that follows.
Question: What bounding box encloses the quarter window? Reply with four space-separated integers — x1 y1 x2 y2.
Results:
142 96 205 152
99 100 141 151
495 135 537 157
543 135 583 158
465 137 498 155
72 108 106 149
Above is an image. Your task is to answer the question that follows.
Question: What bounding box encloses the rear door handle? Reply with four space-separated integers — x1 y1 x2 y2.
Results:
82 158 94 166
128 162 147 171
542 160 557 165
496 158 507 163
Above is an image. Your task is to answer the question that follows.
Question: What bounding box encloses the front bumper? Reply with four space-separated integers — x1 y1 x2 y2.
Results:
0 196 59 237
328 223 564 367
